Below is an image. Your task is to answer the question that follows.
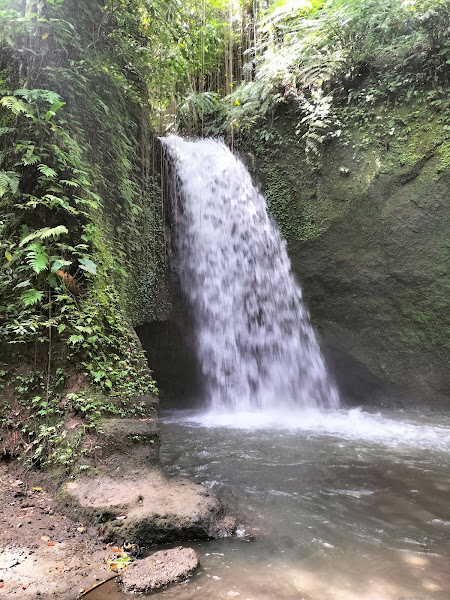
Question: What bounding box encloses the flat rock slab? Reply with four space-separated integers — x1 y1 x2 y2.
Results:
63 468 236 546
121 547 199 594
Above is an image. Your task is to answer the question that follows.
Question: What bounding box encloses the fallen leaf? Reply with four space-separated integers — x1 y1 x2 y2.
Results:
32 487 42 492
77 527 85 533
116 514 127 520
17 515 25 519
47 542 55 547
41 536 50 542
22 583 29 589
56 562 65 570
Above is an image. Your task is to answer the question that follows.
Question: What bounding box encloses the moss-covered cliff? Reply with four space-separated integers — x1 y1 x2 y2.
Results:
250 101 450 405
0 0 167 466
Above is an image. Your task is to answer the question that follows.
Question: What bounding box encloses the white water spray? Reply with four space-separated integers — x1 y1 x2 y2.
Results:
162 136 340 411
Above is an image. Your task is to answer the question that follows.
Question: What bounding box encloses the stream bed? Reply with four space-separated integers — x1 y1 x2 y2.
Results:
94 406 450 600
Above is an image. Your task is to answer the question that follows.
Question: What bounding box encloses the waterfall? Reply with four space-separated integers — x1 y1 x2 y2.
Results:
162 136 340 412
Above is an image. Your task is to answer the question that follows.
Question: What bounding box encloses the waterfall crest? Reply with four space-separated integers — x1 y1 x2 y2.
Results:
162 136 340 411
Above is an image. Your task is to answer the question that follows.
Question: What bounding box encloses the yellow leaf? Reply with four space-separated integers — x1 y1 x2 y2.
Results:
42 32 49 40
5 250 12 262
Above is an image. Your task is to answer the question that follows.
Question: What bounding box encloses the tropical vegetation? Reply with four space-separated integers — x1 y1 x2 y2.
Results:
1 0 449 466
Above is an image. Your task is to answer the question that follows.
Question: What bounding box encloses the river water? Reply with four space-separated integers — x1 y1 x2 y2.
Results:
91 405 450 600
154 406 450 600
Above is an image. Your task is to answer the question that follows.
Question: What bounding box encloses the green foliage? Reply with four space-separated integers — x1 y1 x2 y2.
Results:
224 0 450 157
0 0 161 468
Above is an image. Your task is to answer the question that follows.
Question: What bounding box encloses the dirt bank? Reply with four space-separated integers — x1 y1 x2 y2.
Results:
0 462 110 599
0 456 235 599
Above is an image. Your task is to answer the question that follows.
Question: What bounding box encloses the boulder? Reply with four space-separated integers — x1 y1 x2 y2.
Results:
121 546 199 594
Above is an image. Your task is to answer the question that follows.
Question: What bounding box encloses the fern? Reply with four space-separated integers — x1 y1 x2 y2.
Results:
13 89 62 105
38 164 58 179
25 242 49 274
21 289 44 306
0 96 31 116
15 280 31 289
0 170 20 197
178 92 222 131
41 225 69 240
20 225 68 247
0 127 15 136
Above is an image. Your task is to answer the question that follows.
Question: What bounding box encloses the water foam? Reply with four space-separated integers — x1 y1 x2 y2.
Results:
161 135 340 411
162 408 450 452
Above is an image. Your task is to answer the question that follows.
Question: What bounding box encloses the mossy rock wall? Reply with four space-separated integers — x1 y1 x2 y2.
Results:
251 106 450 405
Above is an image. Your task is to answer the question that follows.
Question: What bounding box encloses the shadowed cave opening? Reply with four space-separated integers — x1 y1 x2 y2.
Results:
135 319 203 408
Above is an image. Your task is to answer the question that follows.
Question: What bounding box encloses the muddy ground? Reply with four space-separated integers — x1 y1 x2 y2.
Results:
0 462 118 600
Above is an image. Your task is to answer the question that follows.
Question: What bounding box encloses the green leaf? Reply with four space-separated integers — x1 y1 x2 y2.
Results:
0 171 20 197
78 257 97 274
51 259 72 272
75 325 93 334
42 225 68 240
15 280 31 289
0 96 30 116
22 289 44 306
49 100 65 113
68 334 84 345
47 272 60 289
38 164 58 179
0 127 15 136
20 226 68 247
25 242 49 274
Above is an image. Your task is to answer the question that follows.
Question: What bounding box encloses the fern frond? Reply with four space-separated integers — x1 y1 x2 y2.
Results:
0 96 30 116
21 289 44 306
20 225 68 247
179 92 220 125
22 154 40 166
13 89 62 105
41 225 69 240
0 170 20 198
0 127 15 136
38 164 58 179
25 242 48 274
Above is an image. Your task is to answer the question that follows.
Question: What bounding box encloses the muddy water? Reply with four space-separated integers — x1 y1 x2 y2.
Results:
89 407 450 600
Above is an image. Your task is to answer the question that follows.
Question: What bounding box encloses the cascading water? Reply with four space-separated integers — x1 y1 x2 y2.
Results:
162 135 340 412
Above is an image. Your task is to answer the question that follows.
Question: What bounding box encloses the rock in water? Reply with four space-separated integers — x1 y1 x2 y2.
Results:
121 547 199 594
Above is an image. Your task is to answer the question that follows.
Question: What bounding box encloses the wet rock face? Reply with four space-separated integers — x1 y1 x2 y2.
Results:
290 164 450 406
252 113 450 406
121 547 199 594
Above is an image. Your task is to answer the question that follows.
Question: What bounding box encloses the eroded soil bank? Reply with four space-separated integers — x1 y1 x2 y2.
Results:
0 462 109 599
0 412 236 599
